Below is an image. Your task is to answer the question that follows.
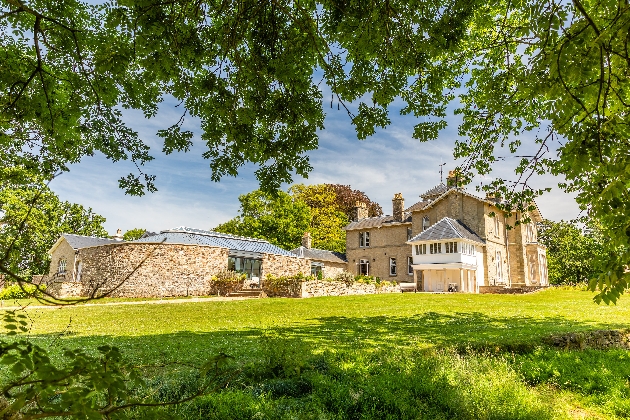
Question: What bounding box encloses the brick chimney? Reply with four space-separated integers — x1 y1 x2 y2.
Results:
302 232 312 249
392 193 404 222
352 201 368 222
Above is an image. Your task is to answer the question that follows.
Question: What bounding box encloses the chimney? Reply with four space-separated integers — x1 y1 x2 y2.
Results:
392 193 404 222
302 232 312 249
351 201 368 222
113 229 124 241
446 170 459 188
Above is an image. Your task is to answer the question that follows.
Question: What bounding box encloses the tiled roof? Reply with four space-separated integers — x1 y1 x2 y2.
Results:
408 217 485 244
405 200 430 212
133 227 296 257
290 246 347 263
63 234 121 249
420 183 450 200
344 214 412 231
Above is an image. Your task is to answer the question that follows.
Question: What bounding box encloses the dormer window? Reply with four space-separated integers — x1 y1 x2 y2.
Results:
359 231 370 247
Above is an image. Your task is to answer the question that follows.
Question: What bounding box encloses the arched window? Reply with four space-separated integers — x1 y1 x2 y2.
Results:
58 259 67 274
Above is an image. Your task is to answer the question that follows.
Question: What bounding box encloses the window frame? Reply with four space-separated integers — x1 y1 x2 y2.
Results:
495 250 503 281
57 259 67 274
389 257 397 276
407 256 413 275
415 244 426 255
359 231 370 248
359 259 370 276
494 214 501 238
422 216 430 231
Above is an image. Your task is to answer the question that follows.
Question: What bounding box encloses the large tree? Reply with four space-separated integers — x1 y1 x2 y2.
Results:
214 190 311 250
537 220 605 285
0 182 108 275
2 0 629 300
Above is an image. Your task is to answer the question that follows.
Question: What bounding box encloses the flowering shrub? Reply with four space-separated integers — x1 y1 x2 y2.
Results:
210 270 246 296
0 283 46 300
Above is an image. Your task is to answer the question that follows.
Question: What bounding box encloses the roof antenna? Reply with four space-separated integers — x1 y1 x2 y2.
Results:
439 161 446 184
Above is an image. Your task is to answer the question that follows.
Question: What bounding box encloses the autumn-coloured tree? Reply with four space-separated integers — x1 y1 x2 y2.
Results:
327 184 383 220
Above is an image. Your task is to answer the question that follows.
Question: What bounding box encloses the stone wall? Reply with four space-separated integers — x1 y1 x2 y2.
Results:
261 253 310 278
46 281 86 298
301 280 400 298
322 261 347 279
547 329 630 350
52 243 230 298
478 285 547 294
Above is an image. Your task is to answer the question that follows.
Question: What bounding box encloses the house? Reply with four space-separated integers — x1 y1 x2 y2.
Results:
47 227 310 298
291 232 347 278
344 171 548 292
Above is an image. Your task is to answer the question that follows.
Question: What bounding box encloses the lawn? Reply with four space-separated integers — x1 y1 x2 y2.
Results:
3 289 630 419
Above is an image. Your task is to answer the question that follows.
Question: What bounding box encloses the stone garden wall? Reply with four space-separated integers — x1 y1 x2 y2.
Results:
50 243 229 298
261 253 310 278
301 280 400 298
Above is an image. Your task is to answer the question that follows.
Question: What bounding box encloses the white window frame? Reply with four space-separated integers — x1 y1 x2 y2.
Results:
408 256 413 275
430 243 442 254
494 214 501 238
359 231 370 248
496 250 503 280
389 257 397 276
359 259 370 275
422 216 430 231
58 258 67 274
415 244 426 255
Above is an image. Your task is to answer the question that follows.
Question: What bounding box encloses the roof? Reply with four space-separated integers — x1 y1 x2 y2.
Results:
420 183 450 200
58 234 121 251
408 217 485 244
344 214 412 231
290 246 347 264
133 226 296 257
405 200 430 212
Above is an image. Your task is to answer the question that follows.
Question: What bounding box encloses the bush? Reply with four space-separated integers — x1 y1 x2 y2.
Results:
262 274 305 297
211 270 246 296
0 283 45 300
334 271 355 286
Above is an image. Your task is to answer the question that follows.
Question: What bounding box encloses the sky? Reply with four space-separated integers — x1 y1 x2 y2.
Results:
50 94 580 236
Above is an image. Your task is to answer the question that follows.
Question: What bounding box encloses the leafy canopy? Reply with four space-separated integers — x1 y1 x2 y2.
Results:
2 0 630 300
123 228 147 241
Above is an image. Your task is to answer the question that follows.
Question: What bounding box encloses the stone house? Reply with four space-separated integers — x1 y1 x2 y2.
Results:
291 232 347 278
47 227 309 298
344 172 548 292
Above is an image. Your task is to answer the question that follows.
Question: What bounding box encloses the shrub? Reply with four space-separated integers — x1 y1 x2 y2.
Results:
0 283 45 300
262 274 305 297
334 271 355 286
210 270 246 296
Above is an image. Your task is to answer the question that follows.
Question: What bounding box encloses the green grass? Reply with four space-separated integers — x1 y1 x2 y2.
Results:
5 289 630 419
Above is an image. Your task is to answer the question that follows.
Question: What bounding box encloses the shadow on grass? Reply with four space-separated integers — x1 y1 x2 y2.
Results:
14 311 630 419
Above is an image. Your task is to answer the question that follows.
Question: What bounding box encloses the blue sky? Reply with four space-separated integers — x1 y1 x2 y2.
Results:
50 94 579 235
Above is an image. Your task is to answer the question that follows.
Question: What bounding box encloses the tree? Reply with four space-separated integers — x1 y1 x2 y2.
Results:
2 0 630 300
123 228 146 241
289 184 348 253
0 182 108 275
537 220 604 285
214 190 311 250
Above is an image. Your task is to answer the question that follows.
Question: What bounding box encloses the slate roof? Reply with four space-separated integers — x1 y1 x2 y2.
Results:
420 183 450 200
405 200 430 212
408 217 485 244
133 227 296 257
290 246 347 264
344 214 412 231
63 234 122 249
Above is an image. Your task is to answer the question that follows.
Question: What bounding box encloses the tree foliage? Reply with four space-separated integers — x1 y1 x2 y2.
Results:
214 190 311 250
0 182 108 275
2 0 630 300
123 228 147 241
327 184 383 220
537 220 604 285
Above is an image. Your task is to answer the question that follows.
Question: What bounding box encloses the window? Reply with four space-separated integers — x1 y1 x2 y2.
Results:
539 254 548 284
359 231 370 247
389 258 397 276
57 259 67 274
407 227 413 240
228 257 262 279
422 216 430 231
445 242 458 253
408 257 413 275
495 250 503 280
359 259 370 275
494 215 501 238
526 223 536 243
311 263 323 277
430 243 442 254
415 244 426 255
